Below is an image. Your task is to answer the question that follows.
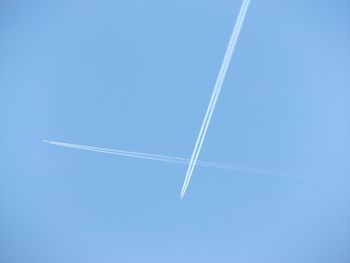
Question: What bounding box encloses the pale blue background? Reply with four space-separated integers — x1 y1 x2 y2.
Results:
1 0 350 262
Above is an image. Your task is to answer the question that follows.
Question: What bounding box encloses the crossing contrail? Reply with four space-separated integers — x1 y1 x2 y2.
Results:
43 140 310 181
181 0 251 198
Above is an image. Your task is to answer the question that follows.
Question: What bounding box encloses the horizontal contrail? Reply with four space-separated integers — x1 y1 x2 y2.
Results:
181 0 251 198
43 140 309 181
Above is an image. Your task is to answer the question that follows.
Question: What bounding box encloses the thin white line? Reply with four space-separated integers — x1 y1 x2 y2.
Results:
44 140 189 164
180 0 251 199
44 139 314 182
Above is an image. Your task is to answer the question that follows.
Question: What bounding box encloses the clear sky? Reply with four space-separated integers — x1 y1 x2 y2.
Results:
1 0 350 262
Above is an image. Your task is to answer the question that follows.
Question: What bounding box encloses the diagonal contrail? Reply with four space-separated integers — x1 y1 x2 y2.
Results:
180 0 251 198
43 140 191 165
43 140 311 181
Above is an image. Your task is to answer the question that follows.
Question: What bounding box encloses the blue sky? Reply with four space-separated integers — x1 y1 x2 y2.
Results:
1 0 350 262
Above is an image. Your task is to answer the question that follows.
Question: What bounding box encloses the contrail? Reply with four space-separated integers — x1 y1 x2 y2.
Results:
43 140 311 181
181 0 251 198
43 140 191 165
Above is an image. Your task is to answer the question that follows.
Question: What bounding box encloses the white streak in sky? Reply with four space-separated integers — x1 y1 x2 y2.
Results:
43 140 310 181
180 0 251 198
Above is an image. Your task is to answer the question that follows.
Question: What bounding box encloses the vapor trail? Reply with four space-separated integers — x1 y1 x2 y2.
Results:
43 140 190 165
180 0 251 198
43 140 309 181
